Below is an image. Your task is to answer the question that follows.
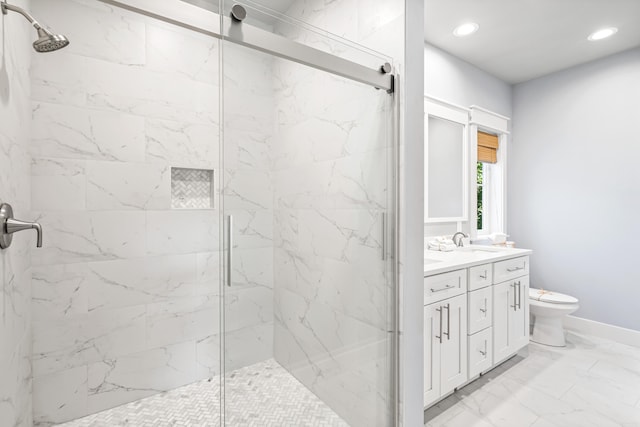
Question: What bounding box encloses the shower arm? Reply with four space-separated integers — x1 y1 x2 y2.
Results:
1 1 44 30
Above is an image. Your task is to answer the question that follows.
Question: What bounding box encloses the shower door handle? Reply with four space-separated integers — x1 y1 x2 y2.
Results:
227 215 233 287
381 212 387 261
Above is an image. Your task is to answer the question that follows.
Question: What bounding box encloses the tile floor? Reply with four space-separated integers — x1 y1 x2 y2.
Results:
57 359 348 427
424 331 640 427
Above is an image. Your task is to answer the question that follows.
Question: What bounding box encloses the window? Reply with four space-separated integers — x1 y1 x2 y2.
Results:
477 161 485 232
476 130 499 235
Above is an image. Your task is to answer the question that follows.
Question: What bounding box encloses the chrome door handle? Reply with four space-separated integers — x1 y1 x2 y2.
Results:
516 281 522 310
443 303 450 340
227 215 233 287
0 203 43 249
436 306 443 344
511 283 517 311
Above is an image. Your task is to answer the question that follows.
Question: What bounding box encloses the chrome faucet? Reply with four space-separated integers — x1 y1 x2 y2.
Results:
451 232 468 247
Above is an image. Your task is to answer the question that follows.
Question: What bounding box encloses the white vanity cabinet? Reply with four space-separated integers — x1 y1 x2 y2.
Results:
424 293 468 407
424 251 531 409
493 275 530 364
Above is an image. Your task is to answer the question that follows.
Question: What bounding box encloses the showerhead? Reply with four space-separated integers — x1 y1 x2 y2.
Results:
1 1 69 53
33 27 69 53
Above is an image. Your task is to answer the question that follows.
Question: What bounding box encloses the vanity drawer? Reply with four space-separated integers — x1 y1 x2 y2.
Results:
493 256 529 283
468 263 492 291
468 287 492 335
468 327 493 378
424 269 467 305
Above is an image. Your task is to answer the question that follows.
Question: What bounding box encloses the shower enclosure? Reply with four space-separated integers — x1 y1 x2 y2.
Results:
19 0 399 425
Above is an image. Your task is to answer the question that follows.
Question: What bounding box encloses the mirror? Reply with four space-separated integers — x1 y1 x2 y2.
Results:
424 98 468 222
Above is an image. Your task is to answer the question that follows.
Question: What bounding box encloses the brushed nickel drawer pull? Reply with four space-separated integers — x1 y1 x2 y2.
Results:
479 270 487 279
435 306 443 344
443 303 451 340
430 284 455 293
507 265 524 272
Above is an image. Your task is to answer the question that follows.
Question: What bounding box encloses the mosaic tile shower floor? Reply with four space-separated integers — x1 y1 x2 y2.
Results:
57 359 348 427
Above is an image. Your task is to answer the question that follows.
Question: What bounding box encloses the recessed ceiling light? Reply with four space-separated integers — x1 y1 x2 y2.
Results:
453 22 479 37
588 27 618 41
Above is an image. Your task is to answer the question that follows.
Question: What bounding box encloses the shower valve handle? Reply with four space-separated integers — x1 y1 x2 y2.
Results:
0 203 43 249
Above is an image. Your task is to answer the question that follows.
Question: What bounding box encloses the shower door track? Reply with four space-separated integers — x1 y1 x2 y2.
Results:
96 0 395 93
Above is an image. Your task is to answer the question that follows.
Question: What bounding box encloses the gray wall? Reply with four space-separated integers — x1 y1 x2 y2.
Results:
0 1 33 425
424 43 512 117
510 47 640 331
424 43 512 238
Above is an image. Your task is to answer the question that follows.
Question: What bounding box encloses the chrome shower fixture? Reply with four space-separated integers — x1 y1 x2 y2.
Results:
1 0 69 52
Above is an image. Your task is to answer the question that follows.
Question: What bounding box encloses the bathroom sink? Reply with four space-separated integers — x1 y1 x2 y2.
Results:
424 258 442 265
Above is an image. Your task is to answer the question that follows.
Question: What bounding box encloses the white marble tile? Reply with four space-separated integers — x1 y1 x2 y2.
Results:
32 157 87 211
87 342 197 415
196 251 221 286
227 209 273 249
31 101 146 162
195 334 221 378
225 286 273 333
86 161 171 210
425 333 640 427
146 295 219 349
146 210 218 255
561 384 640 425
31 211 147 266
30 52 219 125
145 21 219 85
0 6 32 424
224 322 273 372
32 305 147 377
33 366 88 426
145 118 219 168
231 247 274 290
86 255 209 312
33 0 146 65
223 168 273 210
32 263 89 321
223 129 272 172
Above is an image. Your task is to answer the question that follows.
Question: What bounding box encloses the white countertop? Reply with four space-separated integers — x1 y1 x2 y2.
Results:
424 245 532 276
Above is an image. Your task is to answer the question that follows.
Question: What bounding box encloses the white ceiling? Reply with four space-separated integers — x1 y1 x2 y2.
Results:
425 0 640 83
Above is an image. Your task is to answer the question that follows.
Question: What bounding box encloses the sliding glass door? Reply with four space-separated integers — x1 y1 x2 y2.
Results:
220 2 397 426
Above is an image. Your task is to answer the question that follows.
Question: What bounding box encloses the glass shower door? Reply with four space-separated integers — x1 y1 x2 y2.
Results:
220 3 397 426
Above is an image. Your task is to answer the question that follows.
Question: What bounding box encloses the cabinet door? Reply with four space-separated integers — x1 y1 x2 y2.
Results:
511 276 530 352
424 304 442 407
493 281 514 364
440 294 468 396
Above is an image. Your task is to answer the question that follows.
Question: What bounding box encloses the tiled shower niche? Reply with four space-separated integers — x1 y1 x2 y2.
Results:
171 167 215 209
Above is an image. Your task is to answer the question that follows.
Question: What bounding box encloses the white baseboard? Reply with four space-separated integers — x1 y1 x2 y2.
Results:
564 315 640 348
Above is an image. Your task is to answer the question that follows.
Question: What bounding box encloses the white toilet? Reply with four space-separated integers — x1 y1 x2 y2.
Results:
529 288 579 347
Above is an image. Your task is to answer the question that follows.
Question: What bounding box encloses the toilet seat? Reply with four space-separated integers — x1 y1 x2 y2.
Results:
529 288 578 305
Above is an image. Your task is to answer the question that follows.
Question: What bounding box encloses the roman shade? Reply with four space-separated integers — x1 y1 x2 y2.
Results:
477 131 498 163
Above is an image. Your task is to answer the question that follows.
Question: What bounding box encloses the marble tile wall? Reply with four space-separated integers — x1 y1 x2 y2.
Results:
29 0 275 424
0 2 34 426
270 1 404 426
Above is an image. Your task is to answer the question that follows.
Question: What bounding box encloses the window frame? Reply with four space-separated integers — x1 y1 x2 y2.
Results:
469 106 510 240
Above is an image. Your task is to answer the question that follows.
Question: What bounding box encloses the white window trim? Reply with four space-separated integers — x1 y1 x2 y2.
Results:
469 106 510 239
